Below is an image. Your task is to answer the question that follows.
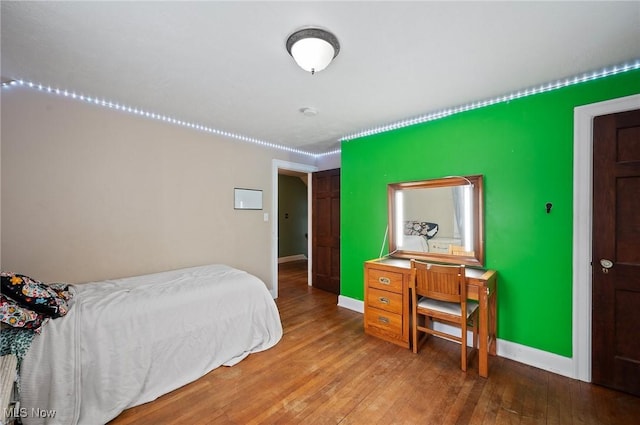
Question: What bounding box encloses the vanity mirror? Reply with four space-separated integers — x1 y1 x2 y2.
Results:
387 175 484 266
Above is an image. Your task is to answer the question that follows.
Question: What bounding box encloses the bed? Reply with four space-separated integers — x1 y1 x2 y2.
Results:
16 264 283 425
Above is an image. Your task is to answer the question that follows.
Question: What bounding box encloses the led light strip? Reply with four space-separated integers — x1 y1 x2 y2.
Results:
3 59 638 156
0 79 319 158
315 148 341 157
340 59 640 142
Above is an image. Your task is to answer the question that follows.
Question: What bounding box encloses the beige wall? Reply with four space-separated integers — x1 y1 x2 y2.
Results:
1 87 317 288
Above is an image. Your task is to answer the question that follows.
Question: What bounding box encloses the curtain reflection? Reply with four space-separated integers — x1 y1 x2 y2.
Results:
452 185 474 252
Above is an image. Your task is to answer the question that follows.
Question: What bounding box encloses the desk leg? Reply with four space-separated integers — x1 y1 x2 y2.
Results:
489 285 497 356
478 288 489 378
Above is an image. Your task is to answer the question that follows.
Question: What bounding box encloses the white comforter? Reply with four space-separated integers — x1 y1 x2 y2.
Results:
19 264 283 425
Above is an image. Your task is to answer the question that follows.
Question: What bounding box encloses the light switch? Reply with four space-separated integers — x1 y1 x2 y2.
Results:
263 213 269 222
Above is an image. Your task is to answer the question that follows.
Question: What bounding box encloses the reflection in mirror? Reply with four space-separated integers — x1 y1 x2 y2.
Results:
388 175 484 267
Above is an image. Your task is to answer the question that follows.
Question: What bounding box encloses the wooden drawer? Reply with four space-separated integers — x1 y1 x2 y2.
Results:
366 287 403 315
365 306 403 336
367 268 403 293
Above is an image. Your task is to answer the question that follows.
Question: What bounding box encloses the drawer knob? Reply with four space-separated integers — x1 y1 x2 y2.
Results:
378 276 391 285
378 296 390 304
378 316 390 324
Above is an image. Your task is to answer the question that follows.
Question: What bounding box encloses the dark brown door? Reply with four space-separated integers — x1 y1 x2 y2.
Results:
312 168 340 294
592 108 640 396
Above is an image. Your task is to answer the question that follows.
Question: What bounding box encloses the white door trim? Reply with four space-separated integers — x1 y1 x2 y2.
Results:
572 93 640 381
271 159 317 298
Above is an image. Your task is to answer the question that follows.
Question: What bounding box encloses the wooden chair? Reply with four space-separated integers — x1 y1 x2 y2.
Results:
410 259 479 371
448 244 475 257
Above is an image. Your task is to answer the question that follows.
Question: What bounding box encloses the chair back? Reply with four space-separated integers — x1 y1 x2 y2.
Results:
448 245 475 257
410 260 466 303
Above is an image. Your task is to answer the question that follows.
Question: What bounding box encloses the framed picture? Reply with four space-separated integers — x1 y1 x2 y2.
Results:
234 188 262 210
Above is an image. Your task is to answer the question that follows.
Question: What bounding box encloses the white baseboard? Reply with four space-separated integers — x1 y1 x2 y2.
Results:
497 339 573 378
338 295 364 313
278 254 307 264
337 295 574 378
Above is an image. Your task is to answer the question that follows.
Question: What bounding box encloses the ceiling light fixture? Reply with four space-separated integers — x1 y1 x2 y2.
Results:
286 28 340 75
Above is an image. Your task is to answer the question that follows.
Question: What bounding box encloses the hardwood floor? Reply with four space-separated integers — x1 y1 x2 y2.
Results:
110 260 640 424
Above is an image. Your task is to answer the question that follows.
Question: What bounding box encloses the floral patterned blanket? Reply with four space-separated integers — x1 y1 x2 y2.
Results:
0 272 75 405
0 327 35 368
1 272 74 333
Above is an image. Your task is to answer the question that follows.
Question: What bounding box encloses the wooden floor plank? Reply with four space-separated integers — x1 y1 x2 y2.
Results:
109 260 640 424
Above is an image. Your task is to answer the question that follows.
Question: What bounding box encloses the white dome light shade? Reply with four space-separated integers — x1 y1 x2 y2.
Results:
286 28 340 74
291 38 335 73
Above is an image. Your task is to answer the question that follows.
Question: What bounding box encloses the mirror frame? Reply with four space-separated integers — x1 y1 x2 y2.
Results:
387 174 484 267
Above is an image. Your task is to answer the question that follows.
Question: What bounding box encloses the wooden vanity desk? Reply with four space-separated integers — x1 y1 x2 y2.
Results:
364 257 497 378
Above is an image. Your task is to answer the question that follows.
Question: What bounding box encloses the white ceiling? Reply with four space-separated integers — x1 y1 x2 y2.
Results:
2 1 639 155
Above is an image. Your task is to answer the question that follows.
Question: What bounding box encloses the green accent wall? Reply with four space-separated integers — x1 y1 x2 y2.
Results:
341 69 640 357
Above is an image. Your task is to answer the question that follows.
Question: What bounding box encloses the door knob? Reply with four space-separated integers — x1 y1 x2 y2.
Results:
600 259 614 273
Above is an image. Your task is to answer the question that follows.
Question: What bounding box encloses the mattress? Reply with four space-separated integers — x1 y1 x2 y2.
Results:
19 264 283 425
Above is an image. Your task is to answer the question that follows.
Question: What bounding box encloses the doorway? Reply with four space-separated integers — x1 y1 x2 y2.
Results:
271 160 317 298
572 94 640 384
591 108 640 396
311 168 340 294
